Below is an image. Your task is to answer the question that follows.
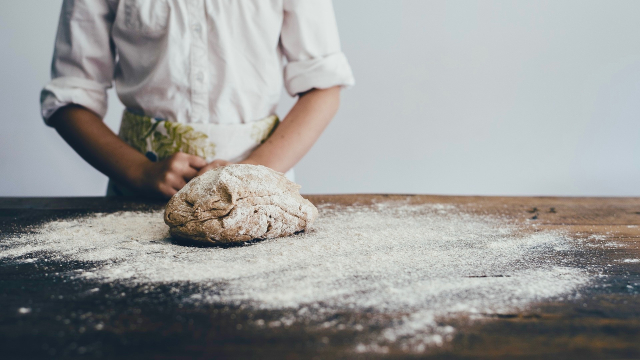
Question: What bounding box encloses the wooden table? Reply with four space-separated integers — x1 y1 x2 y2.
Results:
1 196 639 359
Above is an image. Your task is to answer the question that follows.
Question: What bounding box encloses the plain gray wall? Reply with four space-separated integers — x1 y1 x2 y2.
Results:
1 0 639 196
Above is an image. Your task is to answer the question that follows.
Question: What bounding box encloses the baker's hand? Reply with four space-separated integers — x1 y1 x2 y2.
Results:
196 159 232 176
136 152 207 198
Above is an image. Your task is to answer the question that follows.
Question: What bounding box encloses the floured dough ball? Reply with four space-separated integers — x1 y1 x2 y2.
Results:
164 164 318 244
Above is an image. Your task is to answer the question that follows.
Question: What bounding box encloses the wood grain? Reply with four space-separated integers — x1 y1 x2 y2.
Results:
1 195 639 359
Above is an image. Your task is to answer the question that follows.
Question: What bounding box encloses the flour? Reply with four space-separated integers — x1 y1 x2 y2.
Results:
621 259 640 263
1 202 588 352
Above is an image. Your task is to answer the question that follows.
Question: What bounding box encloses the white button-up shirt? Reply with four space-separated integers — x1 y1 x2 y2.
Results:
41 0 355 125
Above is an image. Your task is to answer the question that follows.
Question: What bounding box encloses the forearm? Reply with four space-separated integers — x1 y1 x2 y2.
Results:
49 105 150 187
241 86 341 173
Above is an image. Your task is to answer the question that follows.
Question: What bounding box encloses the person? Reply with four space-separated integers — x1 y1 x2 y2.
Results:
40 0 354 198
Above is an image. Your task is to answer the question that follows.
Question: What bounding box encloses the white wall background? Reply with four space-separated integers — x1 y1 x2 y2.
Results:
1 0 639 197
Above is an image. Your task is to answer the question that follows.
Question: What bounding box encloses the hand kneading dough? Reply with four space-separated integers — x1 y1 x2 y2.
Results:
164 164 318 244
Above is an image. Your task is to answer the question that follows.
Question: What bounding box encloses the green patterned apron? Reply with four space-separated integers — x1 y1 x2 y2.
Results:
107 110 282 196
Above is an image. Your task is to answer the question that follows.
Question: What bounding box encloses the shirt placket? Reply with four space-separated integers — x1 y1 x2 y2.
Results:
188 0 208 123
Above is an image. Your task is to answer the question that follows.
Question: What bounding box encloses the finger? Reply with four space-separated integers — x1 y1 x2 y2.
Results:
196 160 229 176
169 175 187 191
162 171 187 190
210 159 231 168
196 163 216 177
181 166 199 182
158 183 177 199
186 154 207 169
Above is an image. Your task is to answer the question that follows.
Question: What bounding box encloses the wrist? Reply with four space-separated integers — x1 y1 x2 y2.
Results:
239 153 275 168
125 157 153 190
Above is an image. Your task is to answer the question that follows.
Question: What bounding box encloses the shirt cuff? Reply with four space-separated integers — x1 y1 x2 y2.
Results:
40 77 109 125
283 52 355 97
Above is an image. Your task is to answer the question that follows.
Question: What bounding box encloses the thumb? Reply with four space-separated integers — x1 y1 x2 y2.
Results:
196 160 231 176
213 159 231 167
186 154 207 169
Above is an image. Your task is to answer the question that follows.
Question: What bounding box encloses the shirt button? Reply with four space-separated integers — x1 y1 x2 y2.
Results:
196 72 204 82
194 24 202 34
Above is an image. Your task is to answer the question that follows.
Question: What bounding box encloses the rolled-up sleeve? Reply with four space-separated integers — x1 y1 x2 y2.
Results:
281 0 355 97
40 0 116 125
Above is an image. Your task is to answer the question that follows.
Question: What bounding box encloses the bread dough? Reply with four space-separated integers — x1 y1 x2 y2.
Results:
164 164 318 244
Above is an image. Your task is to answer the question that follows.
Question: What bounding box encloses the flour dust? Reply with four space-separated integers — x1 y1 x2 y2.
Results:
1 203 588 353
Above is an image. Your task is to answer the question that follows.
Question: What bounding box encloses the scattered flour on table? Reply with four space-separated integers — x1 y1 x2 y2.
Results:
621 258 640 263
1 203 589 352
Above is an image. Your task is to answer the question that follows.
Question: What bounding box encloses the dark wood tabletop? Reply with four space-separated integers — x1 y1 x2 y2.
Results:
1 195 639 359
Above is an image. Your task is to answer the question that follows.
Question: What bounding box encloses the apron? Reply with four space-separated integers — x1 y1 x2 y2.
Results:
107 110 294 196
